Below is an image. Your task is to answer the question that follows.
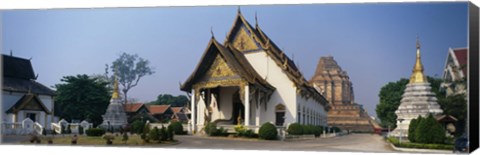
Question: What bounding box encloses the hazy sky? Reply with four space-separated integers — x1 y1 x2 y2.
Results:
1 3 468 117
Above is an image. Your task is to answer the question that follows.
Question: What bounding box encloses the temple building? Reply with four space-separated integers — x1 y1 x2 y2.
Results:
2 54 56 131
310 56 374 132
389 37 443 138
441 47 468 96
181 10 330 134
100 74 128 130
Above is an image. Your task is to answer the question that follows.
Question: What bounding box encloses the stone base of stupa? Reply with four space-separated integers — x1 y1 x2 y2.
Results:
389 82 443 138
100 99 128 131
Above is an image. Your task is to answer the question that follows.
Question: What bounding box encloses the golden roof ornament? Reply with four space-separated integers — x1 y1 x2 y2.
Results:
112 67 120 99
409 35 426 84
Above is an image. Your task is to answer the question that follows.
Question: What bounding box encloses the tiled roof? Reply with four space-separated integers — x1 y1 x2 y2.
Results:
453 48 468 76
3 54 35 80
147 105 171 115
124 103 144 113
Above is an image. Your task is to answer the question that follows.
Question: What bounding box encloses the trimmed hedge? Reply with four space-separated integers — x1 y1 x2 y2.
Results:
287 123 303 135
259 122 277 140
168 121 185 135
86 128 105 137
387 137 454 150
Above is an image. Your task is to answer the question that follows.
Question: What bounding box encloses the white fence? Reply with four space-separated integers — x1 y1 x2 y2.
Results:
1 118 42 135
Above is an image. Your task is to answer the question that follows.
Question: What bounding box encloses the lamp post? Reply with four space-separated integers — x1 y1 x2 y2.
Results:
398 118 405 144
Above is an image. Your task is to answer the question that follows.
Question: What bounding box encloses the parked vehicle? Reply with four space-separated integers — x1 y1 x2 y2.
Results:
453 137 469 153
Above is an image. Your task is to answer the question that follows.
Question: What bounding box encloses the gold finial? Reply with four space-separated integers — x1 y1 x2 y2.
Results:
112 66 120 99
409 35 426 84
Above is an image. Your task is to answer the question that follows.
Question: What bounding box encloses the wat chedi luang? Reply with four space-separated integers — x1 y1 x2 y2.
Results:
310 56 374 132
389 37 443 138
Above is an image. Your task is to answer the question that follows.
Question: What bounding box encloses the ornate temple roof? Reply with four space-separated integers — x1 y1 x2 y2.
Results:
6 94 52 114
180 37 275 92
221 10 328 106
2 54 55 96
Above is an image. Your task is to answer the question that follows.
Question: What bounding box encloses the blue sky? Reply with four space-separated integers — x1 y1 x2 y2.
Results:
1 3 468 117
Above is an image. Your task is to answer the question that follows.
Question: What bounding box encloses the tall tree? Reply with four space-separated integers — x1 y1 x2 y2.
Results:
375 78 409 128
108 52 154 104
54 74 110 126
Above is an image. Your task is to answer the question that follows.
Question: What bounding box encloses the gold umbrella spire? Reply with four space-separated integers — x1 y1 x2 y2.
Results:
409 35 426 84
112 67 120 99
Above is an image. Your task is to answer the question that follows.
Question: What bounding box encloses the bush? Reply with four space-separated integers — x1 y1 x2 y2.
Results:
149 127 160 142
234 125 247 137
415 114 446 144
313 126 322 137
408 116 421 142
388 137 453 150
78 126 84 135
167 125 174 141
331 127 341 133
168 121 185 135
102 133 115 145
160 125 168 141
287 123 303 135
217 127 229 137
205 122 218 136
141 122 151 142
131 120 145 134
86 128 105 137
259 122 278 140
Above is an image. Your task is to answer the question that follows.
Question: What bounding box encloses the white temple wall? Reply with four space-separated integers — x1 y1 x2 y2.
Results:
297 94 328 126
2 92 23 113
244 51 297 126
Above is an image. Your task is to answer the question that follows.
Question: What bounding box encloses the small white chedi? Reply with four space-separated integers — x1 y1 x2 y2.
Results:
389 37 443 138
100 74 128 130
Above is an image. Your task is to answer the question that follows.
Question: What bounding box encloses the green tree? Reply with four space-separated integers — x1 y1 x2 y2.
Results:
54 74 110 126
149 94 189 107
107 52 155 104
375 78 409 128
438 93 467 136
415 114 446 144
408 116 422 142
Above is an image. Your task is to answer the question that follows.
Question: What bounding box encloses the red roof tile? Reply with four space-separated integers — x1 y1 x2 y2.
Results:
124 103 144 113
453 48 468 76
147 105 171 114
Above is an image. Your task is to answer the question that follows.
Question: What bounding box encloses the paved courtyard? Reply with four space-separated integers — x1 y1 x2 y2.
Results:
2 133 396 153
164 133 396 153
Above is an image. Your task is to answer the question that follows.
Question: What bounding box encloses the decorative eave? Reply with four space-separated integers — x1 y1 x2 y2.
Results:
6 94 52 114
181 37 275 94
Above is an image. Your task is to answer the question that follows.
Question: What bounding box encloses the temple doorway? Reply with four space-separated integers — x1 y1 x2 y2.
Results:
232 91 244 125
275 104 286 126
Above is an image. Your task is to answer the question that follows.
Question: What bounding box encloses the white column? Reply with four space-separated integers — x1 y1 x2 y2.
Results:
244 85 250 126
191 89 196 133
255 97 260 127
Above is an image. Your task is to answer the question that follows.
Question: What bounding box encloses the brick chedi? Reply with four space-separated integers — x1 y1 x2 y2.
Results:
310 56 374 132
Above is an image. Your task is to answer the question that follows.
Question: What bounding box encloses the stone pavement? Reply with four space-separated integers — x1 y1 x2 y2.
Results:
164 133 396 153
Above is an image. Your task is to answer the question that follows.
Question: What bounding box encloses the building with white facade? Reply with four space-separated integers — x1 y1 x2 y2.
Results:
2 54 56 133
181 10 330 134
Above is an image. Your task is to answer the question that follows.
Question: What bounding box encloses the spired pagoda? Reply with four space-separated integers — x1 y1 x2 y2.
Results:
310 56 374 132
100 73 128 130
389 36 443 138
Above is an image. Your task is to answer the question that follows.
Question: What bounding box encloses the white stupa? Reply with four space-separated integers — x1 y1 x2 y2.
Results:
100 74 128 130
389 36 443 138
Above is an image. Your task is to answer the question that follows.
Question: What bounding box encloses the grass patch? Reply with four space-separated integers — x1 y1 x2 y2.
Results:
387 137 453 150
21 134 178 146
